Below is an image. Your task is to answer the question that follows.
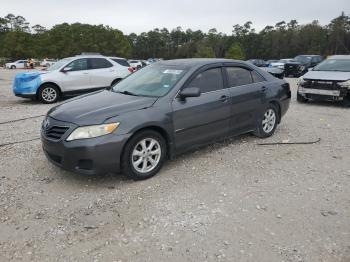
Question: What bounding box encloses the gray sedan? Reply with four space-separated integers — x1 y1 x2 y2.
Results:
41 59 291 180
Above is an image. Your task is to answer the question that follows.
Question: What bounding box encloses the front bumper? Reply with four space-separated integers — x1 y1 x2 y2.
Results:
298 85 348 101
41 118 131 175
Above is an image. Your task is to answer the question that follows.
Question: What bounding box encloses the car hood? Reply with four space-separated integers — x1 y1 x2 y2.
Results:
303 71 350 81
48 90 158 126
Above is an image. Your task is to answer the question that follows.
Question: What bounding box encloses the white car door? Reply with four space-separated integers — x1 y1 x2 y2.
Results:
88 58 117 88
17 60 27 69
58 58 92 92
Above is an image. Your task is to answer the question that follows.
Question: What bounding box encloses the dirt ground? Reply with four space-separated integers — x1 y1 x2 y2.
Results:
0 68 349 262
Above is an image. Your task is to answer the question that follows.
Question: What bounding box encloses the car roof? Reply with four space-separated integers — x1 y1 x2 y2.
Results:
158 58 250 68
327 55 350 60
296 55 322 57
108 56 127 60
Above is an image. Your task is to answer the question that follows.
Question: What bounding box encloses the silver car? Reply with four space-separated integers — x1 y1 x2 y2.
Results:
297 55 350 106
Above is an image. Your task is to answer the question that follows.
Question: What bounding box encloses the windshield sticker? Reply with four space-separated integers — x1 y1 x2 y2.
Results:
163 69 183 75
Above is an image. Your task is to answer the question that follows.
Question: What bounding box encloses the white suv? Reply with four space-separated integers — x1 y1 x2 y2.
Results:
13 55 131 103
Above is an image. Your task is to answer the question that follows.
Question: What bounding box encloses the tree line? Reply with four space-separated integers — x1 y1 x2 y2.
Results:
0 12 349 61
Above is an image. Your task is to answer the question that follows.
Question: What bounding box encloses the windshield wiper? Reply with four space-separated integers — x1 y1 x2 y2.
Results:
117 90 139 96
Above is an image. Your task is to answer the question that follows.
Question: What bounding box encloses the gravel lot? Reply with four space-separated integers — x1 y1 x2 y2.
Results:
0 68 349 262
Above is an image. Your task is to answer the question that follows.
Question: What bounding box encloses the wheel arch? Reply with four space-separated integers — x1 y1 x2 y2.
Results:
36 82 62 98
120 125 173 165
111 78 123 86
268 100 281 123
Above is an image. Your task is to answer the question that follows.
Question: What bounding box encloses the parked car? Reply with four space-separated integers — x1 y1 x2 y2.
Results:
13 55 131 103
108 57 134 73
270 59 294 70
128 60 143 70
261 67 284 79
247 59 267 67
266 60 279 67
297 55 350 105
5 60 27 69
288 55 323 76
41 59 291 180
40 59 57 67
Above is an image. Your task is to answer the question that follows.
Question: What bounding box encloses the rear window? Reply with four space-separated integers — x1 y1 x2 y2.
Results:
226 67 253 87
88 58 113 69
112 58 130 67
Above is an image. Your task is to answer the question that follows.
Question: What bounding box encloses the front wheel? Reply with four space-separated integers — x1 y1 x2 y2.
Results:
121 130 166 180
11 65 16 69
253 104 279 138
38 84 59 104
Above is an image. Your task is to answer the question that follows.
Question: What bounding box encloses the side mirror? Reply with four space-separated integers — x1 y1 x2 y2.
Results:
61 67 73 73
179 87 201 99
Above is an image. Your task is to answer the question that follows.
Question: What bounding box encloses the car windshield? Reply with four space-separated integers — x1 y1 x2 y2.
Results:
313 59 350 72
294 56 312 64
46 58 72 71
112 65 187 97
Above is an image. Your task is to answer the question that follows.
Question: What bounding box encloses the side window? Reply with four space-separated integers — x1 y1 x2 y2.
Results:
251 70 265 83
112 58 130 67
89 58 113 69
66 59 88 71
187 68 223 93
226 67 253 87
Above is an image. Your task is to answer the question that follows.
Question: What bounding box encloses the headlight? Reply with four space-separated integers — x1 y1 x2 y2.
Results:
298 77 306 86
338 80 350 89
66 123 119 141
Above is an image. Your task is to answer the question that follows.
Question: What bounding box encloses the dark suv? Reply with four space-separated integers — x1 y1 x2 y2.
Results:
284 55 323 77
41 59 291 180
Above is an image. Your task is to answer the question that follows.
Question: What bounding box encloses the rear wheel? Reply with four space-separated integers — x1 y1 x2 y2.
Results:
121 130 166 180
253 104 279 138
342 94 350 107
38 84 59 104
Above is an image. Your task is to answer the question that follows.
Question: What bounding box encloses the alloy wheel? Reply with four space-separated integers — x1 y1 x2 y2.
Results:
262 109 276 133
42 87 57 103
131 138 161 173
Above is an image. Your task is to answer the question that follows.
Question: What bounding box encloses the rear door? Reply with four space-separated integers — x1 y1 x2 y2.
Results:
224 65 267 134
88 58 116 88
172 66 231 151
59 58 91 92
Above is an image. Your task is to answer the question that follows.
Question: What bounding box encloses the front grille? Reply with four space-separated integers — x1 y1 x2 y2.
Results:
44 125 69 140
303 81 336 90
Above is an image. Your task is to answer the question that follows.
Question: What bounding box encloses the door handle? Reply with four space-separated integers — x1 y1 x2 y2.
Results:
219 95 229 103
261 86 267 92
83 72 89 75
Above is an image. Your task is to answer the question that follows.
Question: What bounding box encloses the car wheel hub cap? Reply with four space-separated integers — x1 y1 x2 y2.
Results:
262 109 276 133
42 87 57 102
132 138 161 173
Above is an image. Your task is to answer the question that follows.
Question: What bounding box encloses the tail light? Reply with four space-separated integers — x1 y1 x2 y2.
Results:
128 67 134 73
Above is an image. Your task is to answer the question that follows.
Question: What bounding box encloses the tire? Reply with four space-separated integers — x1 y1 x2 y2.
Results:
121 130 166 181
297 93 308 103
38 84 60 104
253 104 279 138
342 94 350 107
11 65 16 69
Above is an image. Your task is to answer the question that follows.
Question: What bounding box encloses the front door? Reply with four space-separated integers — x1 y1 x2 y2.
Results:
172 67 231 151
59 58 91 92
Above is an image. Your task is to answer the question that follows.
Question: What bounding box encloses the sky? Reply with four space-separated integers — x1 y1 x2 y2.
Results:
1 0 349 34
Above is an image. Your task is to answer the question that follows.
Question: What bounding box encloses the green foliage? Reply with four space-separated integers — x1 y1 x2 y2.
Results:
194 45 215 58
0 13 349 60
225 43 245 60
